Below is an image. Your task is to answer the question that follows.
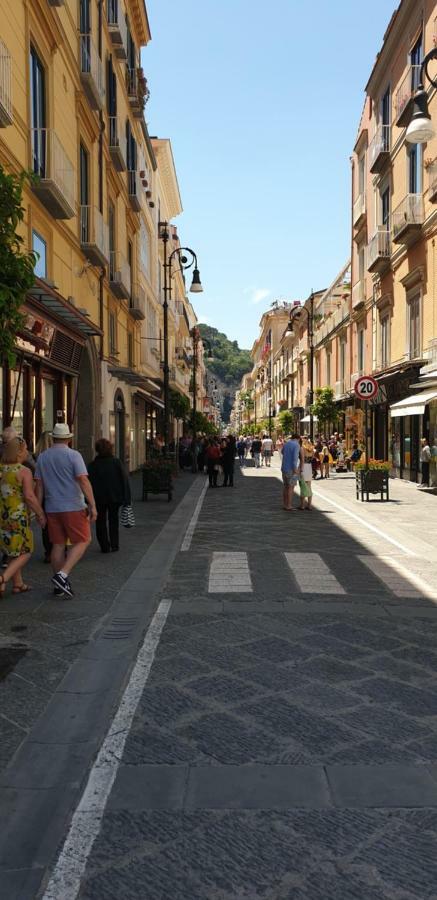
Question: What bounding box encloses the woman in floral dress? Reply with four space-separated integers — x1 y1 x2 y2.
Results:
0 437 46 595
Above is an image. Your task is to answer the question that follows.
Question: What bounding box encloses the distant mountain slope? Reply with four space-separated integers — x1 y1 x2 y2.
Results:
197 324 252 386
197 324 252 424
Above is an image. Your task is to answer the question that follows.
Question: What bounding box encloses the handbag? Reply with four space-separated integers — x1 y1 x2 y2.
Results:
120 505 135 528
299 478 309 498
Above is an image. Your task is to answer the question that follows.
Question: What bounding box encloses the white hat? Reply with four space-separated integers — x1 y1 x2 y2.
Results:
52 423 73 439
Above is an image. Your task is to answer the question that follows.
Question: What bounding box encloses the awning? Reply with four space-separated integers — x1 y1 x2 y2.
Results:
135 389 165 410
108 366 160 394
28 278 102 337
300 414 319 424
390 389 437 418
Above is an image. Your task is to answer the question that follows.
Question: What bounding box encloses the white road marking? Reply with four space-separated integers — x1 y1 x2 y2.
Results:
41 597 172 900
309 487 416 557
209 551 252 593
180 478 209 552
359 555 437 601
285 552 346 595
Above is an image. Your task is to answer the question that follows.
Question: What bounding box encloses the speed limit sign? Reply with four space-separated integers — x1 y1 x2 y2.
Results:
354 375 378 400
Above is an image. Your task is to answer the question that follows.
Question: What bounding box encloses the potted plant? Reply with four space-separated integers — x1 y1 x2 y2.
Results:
142 459 173 502
355 459 390 502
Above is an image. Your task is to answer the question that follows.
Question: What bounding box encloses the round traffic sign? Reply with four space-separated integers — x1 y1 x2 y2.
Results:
354 375 378 400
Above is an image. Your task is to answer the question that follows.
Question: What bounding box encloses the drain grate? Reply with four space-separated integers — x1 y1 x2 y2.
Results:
101 617 139 641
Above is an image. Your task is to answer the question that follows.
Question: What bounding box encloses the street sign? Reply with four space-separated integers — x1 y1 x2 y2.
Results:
354 375 378 400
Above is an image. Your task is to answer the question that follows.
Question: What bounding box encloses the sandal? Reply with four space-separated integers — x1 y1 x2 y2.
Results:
0 574 5 595
12 584 31 594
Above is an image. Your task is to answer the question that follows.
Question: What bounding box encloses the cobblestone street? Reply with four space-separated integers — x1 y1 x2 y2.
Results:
3 460 436 899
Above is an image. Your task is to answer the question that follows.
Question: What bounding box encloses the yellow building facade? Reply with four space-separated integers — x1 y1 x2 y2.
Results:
0 0 201 468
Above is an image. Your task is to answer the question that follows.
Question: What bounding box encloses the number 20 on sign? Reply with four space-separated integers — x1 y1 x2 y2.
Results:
354 376 378 400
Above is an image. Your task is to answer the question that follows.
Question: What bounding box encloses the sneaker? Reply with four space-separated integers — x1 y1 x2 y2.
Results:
53 587 64 597
51 573 74 597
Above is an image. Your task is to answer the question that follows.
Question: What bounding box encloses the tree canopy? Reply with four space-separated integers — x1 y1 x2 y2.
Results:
0 166 37 365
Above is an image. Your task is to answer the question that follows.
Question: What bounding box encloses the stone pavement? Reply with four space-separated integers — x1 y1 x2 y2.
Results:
64 461 437 900
0 469 194 776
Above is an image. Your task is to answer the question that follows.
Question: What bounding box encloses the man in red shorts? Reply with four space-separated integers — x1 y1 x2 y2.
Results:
35 423 97 597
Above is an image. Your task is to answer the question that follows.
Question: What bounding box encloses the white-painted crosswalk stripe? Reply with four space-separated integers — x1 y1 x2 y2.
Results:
208 551 252 593
358 555 437 600
284 552 346 595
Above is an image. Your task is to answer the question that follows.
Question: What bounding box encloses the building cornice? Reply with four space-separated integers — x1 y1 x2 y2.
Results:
365 0 423 97
151 138 182 220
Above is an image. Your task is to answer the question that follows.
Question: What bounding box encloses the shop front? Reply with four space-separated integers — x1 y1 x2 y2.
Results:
105 366 164 470
3 280 101 452
390 387 437 483
371 365 422 479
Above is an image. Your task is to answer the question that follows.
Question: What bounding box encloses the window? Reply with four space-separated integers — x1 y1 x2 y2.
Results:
32 230 47 278
408 293 421 359
108 201 115 278
357 328 365 373
140 223 149 276
410 34 422 92
339 339 346 383
109 310 117 354
80 0 91 34
80 143 89 206
381 185 390 228
128 239 133 279
358 154 365 196
326 350 331 387
126 25 136 71
380 315 389 367
128 331 134 368
107 56 116 116
381 86 390 127
30 47 45 176
358 245 365 282
408 143 422 194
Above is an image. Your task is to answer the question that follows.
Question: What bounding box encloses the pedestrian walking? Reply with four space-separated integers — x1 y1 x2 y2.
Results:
35 423 97 597
322 443 330 479
281 433 300 511
0 437 46 595
251 435 262 468
420 436 431 487
87 439 131 553
237 437 246 466
299 438 314 510
222 436 235 486
2 426 36 473
34 431 53 562
205 438 221 488
262 434 273 467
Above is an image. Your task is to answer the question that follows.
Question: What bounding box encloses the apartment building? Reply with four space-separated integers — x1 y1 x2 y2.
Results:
351 0 437 481
0 0 200 468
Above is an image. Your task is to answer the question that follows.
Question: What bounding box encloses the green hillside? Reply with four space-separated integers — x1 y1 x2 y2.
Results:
197 324 252 386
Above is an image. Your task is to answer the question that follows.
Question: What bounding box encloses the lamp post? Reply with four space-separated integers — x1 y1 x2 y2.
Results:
405 47 437 144
190 328 213 471
286 291 315 440
159 222 203 453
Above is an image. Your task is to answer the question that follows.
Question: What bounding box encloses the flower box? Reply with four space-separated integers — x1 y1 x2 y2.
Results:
355 467 389 502
142 461 173 501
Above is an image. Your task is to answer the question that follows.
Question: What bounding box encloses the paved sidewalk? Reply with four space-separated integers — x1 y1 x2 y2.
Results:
66 463 437 900
0 470 195 776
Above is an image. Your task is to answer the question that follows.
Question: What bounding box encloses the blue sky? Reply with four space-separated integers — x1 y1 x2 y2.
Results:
143 0 397 349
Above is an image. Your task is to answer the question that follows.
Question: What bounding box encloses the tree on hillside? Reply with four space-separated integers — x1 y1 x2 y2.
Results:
198 323 252 386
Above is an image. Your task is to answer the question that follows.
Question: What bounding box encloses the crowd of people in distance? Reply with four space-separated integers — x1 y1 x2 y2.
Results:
0 424 131 600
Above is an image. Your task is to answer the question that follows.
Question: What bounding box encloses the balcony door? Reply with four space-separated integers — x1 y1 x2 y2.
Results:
408 143 422 194
30 47 46 177
381 186 390 229
80 0 91 73
410 34 422 92
80 143 89 242
80 0 91 34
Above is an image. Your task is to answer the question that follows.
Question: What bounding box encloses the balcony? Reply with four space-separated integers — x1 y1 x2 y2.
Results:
369 124 391 174
367 228 391 274
128 170 141 212
395 65 421 126
107 1 128 59
79 34 105 110
353 192 366 229
109 251 131 299
126 67 149 119
108 117 126 172
352 279 366 310
129 283 146 320
80 206 109 267
392 193 424 246
428 163 437 203
31 129 75 219
0 40 12 126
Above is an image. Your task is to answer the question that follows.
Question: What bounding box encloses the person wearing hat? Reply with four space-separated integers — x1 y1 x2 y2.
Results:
35 423 97 597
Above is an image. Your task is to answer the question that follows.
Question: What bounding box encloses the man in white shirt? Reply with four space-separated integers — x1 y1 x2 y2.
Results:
420 436 431 487
261 434 273 467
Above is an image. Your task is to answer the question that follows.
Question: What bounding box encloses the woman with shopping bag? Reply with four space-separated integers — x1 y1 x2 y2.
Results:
299 438 314 511
88 439 131 552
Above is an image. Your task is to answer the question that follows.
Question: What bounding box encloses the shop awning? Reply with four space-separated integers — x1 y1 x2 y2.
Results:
108 366 160 394
28 278 102 337
135 389 165 409
300 414 319 424
390 389 437 418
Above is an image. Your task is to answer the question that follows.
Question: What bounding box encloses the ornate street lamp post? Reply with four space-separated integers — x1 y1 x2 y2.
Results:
406 48 437 144
159 222 203 452
286 291 315 440
190 328 213 471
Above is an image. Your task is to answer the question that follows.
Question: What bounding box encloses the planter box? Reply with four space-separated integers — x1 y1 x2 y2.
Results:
356 469 389 502
142 465 173 501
